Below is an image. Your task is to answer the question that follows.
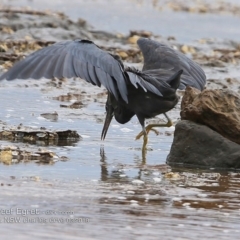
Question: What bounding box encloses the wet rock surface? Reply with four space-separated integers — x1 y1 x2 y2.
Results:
0 8 93 41
0 145 69 165
0 7 153 71
167 120 240 169
0 122 81 145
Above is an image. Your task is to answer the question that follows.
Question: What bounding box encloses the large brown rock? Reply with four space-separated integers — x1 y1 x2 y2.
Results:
167 120 240 168
181 86 240 145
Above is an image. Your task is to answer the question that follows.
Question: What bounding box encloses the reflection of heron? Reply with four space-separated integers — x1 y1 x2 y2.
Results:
0 38 206 152
100 146 108 182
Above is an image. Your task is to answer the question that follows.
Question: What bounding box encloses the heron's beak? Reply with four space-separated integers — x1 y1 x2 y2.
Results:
101 105 114 140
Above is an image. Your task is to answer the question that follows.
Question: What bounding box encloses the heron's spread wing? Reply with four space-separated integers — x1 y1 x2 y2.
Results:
0 39 128 102
137 38 206 90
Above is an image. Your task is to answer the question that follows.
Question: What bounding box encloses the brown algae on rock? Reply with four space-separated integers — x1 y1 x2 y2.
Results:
181 87 240 145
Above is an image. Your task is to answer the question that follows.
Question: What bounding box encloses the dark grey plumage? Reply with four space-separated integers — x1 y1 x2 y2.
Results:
137 38 206 90
0 38 206 148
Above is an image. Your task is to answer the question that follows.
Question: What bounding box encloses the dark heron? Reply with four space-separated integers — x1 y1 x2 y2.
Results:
0 38 206 151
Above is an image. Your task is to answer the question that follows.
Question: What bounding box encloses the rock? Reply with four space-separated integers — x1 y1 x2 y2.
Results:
167 120 240 169
180 86 201 110
181 86 240 145
180 45 196 54
60 101 84 109
0 10 93 42
40 111 58 121
129 30 152 38
0 145 69 165
128 35 140 44
0 125 81 145
117 51 128 59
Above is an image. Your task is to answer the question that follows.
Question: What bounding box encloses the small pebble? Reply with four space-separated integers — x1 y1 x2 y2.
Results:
132 179 144 185
153 177 162 183
117 196 126 200
127 191 135 194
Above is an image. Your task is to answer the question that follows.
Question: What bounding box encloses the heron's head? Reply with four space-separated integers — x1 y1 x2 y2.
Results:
101 93 134 140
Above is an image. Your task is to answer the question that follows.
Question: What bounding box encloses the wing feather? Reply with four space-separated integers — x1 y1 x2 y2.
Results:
87 64 101 87
137 38 206 90
0 40 128 102
126 68 183 97
127 69 169 97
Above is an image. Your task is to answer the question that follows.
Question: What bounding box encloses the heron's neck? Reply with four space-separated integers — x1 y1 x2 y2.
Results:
107 93 134 124
114 104 134 124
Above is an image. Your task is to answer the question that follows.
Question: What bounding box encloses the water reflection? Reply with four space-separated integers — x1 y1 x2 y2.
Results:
100 146 108 181
98 146 240 214
0 136 240 239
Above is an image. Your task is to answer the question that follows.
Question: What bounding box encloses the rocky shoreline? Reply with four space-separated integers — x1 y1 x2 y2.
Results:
0 5 240 168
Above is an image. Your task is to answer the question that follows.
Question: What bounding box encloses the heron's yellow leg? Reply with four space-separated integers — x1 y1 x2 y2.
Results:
135 113 173 140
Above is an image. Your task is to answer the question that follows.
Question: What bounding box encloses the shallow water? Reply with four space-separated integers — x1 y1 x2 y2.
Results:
0 0 240 239
0 80 240 239
0 79 176 176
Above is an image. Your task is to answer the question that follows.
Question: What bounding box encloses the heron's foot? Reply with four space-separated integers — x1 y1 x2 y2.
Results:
135 126 160 140
135 120 173 140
